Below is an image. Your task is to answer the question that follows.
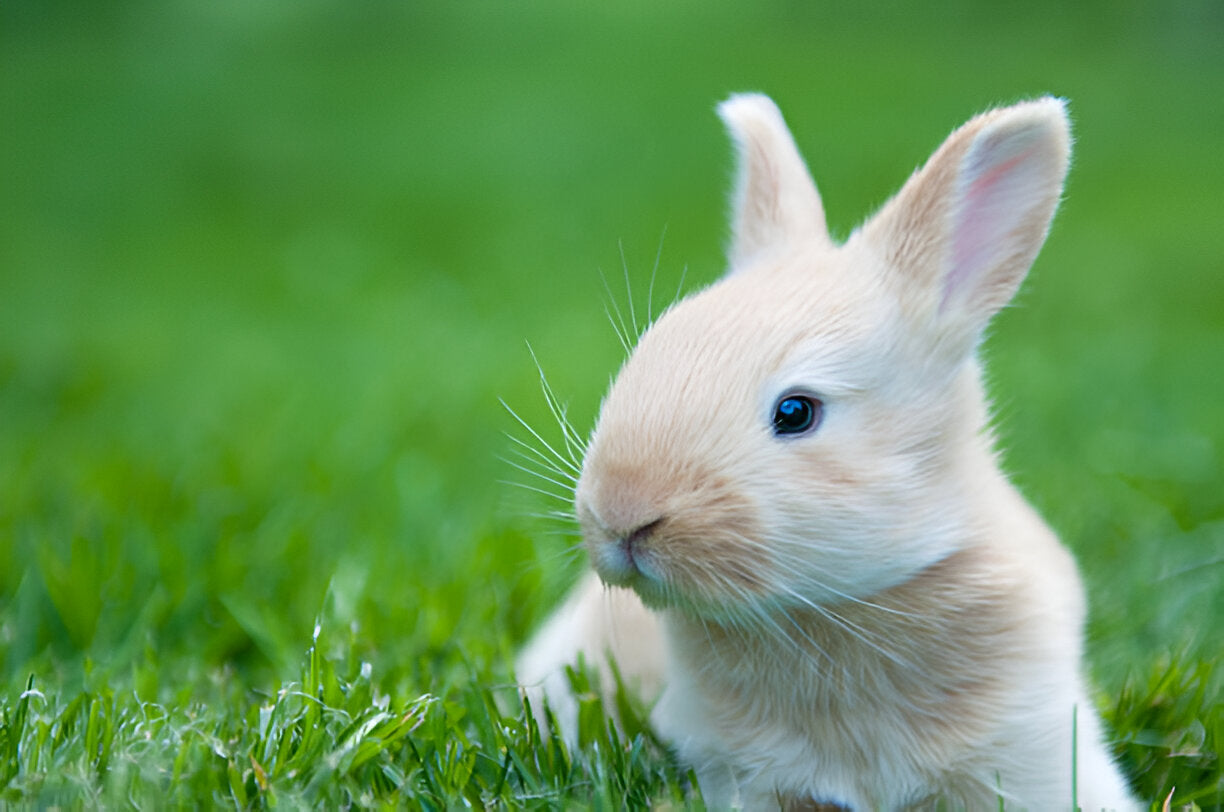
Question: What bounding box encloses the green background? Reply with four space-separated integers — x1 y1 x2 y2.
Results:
0 0 1220 804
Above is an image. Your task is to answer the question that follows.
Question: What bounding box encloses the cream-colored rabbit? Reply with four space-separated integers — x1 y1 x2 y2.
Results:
517 94 1138 810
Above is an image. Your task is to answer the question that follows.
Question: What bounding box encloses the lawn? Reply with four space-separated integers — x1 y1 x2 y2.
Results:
0 0 1221 806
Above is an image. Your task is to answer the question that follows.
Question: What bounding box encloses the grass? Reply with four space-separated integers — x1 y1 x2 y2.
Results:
0 621 689 806
0 0 1221 806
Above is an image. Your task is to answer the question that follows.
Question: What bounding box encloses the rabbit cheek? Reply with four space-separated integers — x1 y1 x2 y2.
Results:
655 501 773 605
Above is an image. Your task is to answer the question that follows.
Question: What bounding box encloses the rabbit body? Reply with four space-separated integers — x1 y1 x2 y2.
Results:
516 95 1138 810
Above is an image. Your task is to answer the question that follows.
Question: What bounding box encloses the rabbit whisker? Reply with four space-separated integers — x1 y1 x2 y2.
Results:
504 432 579 479
602 304 633 357
500 399 578 478
525 342 588 465
502 447 577 485
730 530 923 619
499 478 573 504
802 599 916 673
646 224 667 327
671 263 689 309
599 266 636 355
500 453 577 493
617 239 640 340
523 508 579 522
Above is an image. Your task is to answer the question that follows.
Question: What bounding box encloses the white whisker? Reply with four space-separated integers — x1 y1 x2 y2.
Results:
617 239 639 339
599 268 635 355
498 456 578 496
646 224 667 327
525 342 587 466
522 509 579 522
500 399 577 480
671 263 689 308
504 433 578 481
602 304 632 356
728 530 922 619
809 601 917 672
499 478 573 504
504 436 575 474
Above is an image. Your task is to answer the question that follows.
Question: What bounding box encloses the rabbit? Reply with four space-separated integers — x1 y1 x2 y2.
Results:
516 93 1140 810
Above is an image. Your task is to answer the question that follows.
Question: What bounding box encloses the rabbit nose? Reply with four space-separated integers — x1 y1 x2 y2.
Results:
623 517 664 554
600 517 663 582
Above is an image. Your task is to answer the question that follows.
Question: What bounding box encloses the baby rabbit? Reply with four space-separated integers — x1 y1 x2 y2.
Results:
517 94 1138 810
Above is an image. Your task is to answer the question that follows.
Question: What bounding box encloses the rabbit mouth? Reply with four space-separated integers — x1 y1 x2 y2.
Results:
587 523 781 616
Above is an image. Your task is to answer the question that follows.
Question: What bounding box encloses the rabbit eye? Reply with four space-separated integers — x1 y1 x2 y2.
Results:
772 395 823 436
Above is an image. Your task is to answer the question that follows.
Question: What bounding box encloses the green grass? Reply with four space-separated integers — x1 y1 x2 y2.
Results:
1 0 1221 806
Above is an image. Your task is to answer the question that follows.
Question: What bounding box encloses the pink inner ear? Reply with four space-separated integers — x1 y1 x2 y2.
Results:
942 149 1034 311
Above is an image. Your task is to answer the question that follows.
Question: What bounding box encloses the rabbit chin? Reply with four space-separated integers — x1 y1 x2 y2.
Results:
586 542 718 615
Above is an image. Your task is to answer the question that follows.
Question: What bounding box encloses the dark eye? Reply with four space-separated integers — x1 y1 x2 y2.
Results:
772 395 823 436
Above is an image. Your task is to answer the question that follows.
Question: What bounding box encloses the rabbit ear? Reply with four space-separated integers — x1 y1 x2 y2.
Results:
719 94 830 273
862 97 1071 356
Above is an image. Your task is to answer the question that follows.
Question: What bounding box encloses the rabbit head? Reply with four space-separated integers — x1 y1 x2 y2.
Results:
575 95 1071 620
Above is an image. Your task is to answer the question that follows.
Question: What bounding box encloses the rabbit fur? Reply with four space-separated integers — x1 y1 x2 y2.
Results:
516 94 1138 810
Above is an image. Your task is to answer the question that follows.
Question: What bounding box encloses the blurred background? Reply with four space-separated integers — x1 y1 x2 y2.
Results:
0 0 1221 698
